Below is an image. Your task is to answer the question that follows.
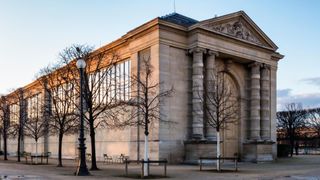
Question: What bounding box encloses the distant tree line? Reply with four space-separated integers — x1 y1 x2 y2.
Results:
277 103 320 157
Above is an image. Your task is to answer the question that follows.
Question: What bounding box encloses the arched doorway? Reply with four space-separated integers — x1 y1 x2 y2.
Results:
220 73 240 157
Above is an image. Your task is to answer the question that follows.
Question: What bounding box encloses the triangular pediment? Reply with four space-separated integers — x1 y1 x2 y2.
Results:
194 11 278 50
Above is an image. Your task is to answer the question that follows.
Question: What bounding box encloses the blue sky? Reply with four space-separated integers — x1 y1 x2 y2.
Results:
0 0 320 109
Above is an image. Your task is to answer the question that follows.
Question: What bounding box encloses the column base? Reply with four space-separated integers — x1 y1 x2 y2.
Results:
184 140 218 164
192 134 204 140
206 136 217 141
243 140 275 163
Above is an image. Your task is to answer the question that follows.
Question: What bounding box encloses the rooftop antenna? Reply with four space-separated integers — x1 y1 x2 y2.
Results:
174 0 176 13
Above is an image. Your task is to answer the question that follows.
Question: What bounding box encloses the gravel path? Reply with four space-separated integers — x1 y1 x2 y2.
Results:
0 155 319 179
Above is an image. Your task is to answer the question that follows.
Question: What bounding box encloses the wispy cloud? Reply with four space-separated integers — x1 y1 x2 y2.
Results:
301 77 320 87
277 88 292 98
277 89 320 110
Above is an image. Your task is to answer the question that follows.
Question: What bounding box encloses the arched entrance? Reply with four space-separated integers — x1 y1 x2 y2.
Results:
220 73 240 157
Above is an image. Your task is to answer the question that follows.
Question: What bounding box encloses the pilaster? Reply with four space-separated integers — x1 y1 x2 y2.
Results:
249 62 261 140
205 50 218 140
43 84 51 154
260 64 271 140
18 89 26 153
190 47 206 139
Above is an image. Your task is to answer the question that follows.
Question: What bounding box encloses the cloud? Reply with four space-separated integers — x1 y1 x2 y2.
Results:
277 88 292 98
277 89 320 110
301 77 320 87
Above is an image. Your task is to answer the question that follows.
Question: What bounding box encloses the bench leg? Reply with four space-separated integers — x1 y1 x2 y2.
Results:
164 163 167 177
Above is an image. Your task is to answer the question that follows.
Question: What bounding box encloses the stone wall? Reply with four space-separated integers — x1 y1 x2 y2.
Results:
158 45 191 163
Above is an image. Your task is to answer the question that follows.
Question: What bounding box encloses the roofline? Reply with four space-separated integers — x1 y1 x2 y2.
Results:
96 18 160 53
3 11 283 98
5 17 163 98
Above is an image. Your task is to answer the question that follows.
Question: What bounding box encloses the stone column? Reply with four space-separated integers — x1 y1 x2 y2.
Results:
205 50 218 140
249 62 261 140
191 47 206 139
260 64 271 140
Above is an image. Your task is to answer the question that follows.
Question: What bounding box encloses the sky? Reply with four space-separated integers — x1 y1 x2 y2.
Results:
0 0 320 110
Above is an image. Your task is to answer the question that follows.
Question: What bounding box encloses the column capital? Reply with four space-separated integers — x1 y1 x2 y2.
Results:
189 47 206 54
207 50 219 57
248 62 262 68
262 63 271 70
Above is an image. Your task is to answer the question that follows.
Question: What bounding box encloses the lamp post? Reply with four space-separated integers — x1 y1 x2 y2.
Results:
75 58 90 176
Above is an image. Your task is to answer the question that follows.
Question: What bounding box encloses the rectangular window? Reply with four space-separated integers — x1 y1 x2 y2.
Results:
9 103 19 124
84 59 131 105
27 93 42 119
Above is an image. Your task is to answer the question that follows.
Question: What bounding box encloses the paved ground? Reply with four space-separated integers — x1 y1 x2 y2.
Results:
0 155 320 179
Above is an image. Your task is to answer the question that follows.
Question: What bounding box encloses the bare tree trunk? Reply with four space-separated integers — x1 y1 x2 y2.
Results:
17 132 21 162
144 134 149 176
216 131 220 171
58 132 63 167
3 132 7 160
35 140 38 164
290 136 294 157
90 121 98 170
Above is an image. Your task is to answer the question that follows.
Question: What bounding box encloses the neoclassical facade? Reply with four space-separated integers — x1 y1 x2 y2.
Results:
3 11 283 163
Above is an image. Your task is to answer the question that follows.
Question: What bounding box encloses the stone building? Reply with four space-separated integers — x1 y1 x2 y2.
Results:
2 11 283 163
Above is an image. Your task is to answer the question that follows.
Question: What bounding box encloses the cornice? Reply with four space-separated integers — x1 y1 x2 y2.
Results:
95 18 160 55
271 52 285 61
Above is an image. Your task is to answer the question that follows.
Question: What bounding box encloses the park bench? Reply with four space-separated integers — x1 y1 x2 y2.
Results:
199 155 238 171
124 158 168 178
39 152 51 164
24 152 50 165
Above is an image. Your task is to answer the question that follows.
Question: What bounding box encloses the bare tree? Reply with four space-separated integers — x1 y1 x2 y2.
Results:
277 103 306 157
129 56 173 177
307 108 320 145
60 44 128 170
37 63 79 167
6 88 27 162
23 93 47 161
0 96 10 160
198 67 239 171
